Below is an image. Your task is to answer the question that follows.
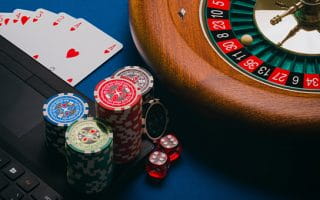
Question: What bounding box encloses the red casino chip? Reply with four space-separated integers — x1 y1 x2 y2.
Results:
94 76 143 164
94 76 142 111
115 136 141 148
116 145 140 154
112 110 142 125
114 139 141 152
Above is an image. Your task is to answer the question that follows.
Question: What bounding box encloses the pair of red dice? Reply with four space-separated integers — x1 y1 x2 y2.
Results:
145 134 182 179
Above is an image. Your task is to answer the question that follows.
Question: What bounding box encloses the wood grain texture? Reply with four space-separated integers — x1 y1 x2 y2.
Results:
129 0 320 130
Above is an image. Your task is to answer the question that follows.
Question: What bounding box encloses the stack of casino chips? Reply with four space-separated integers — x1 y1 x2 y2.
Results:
65 117 113 194
43 93 89 155
94 76 143 164
113 66 154 100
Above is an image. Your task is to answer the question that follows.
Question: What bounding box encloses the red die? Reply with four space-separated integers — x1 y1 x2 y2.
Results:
146 150 170 179
159 134 182 162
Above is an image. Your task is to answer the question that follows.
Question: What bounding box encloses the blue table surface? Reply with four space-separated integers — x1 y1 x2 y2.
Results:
2 1 320 199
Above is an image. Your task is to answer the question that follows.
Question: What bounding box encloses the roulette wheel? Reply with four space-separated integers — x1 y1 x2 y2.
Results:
129 0 320 130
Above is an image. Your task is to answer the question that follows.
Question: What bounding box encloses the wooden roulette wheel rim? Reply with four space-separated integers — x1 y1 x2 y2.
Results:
129 0 320 130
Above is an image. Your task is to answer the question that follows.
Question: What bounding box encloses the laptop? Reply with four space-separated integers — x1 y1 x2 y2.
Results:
0 35 154 199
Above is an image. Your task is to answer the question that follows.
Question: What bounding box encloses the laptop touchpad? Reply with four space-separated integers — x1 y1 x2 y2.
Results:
0 65 45 138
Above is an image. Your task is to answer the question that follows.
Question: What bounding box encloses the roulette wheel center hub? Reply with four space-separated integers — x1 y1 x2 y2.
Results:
255 0 320 55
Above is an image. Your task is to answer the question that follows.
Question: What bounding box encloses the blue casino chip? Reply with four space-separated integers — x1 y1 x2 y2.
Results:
43 93 89 127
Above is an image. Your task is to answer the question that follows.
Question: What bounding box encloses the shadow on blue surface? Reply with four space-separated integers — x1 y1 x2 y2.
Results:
107 76 320 199
148 81 320 199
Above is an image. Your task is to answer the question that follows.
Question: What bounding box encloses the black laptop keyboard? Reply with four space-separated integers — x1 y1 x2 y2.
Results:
0 148 62 200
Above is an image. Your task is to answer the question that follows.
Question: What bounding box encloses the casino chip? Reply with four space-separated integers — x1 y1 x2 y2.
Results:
94 76 143 164
43 93 89 155
113 66 154 100
142 99 169 142
65 117 113 194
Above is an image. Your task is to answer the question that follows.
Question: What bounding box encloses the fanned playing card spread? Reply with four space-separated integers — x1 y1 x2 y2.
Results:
0 9 123 86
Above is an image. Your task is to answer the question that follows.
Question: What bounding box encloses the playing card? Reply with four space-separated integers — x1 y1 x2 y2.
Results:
31 11 79 71
0 13 12 27
11 9 33 26
0 9 75 64
14 9 63 60
53 12 77 28
35 18 123 86
0 9 35 49
0 8 123 87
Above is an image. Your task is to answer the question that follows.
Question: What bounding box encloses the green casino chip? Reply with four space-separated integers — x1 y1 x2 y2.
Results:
65 117 114 194
66 117 113 154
